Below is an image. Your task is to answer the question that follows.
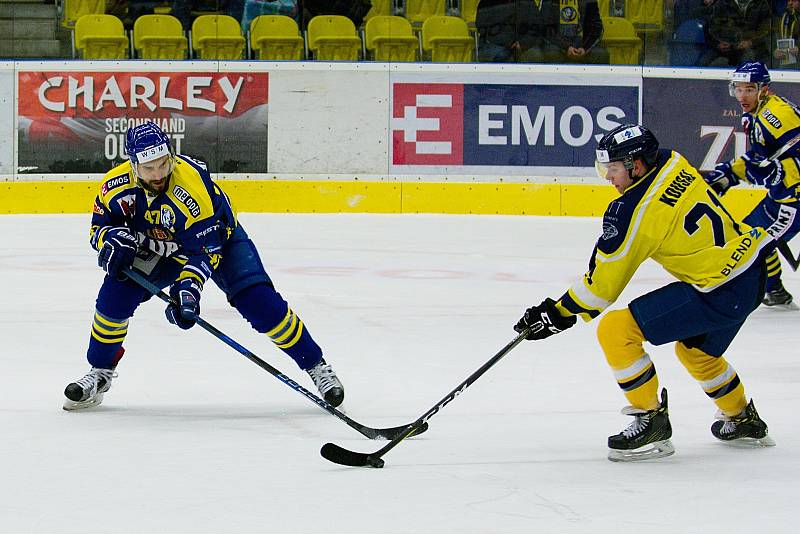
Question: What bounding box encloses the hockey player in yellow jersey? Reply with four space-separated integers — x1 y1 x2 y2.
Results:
514 124 775 461
705 61 800 309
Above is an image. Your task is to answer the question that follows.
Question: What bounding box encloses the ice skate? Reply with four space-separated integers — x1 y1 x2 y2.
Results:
712 399 775 448
307 358 344 407
608 388 675 462
63 367 117 411
761 282 798 310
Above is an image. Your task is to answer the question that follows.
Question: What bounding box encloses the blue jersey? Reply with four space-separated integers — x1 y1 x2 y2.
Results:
90 154 238 287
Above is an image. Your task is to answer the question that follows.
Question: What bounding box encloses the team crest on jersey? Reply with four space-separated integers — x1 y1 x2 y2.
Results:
602 222 619 240
117 194 136 217
101 175 130 196
172 185 201 218
160 205 176 229
561 6 577 22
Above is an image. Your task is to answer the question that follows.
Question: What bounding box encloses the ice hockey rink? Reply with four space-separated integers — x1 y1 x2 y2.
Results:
2 213 797 533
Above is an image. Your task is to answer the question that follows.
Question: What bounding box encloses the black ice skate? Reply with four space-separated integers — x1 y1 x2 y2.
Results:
608 388 675 462
63 368 117 411
762 281 798 310
711 399 776 447
307 358 344 407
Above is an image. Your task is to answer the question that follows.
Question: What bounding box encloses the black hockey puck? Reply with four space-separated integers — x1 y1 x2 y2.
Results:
366 456 385 468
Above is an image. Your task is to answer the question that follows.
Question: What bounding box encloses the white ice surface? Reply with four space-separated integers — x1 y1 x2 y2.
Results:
1 213 797 533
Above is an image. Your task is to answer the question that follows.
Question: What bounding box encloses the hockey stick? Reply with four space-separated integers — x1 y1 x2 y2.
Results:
320 330 530 468
777 240 800 271
123 267 427 441
758 131 800 167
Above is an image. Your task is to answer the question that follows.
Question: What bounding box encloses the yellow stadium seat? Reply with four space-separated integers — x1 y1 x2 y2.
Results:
191 14 246 60
250 15 304 60
597 0 613 17
365 15 418 62
459 0 479 28
601 17 642 65
405 0 446 28
364 0 392 22
422 15 474 62
307 15 361 61
625 0 664 34
74 14 129 59
134 14 188 60
61 0 104 29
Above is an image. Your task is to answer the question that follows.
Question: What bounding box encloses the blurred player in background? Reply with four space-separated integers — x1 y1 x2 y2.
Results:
63 122 345 410
514 124 775 461
705 61 800 309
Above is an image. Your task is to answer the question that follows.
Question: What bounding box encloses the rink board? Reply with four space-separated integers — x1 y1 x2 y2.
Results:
0 61 796 215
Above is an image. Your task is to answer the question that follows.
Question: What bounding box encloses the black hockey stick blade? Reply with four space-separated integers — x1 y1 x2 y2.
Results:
320 331 530 468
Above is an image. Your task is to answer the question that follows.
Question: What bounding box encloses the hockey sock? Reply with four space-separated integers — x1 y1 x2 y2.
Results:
232 283 323 370
87 310 128 369
765 250 783 292
598 308 659 410
675 342 747 417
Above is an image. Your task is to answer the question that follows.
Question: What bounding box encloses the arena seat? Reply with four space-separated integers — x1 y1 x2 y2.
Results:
61 0 105 29
249 15 304 60
134 14 188 60
668 18 705 66
406 0 447 28
626 0 664 34
307 15 361 61
365 15 418 62
74 14 129 59
422 15 474 62
600 16 642 65
191 14 246 60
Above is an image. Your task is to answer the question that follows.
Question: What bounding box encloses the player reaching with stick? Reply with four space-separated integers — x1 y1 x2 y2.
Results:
515 124 775 461
63 122 345 410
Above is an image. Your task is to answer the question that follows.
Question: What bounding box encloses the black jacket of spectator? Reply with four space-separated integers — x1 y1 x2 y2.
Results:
705 0 772 57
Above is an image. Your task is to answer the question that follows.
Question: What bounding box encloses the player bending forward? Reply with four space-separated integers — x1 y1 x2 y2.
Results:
515 124 775 462
64 122 344 410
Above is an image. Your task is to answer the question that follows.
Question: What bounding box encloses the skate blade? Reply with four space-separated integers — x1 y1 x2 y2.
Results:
608 439 675 462
62 392 105 411
762 301 799 311
718 435 776 448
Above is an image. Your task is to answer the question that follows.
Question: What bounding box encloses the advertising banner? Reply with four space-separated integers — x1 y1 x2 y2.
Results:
0 65 13 175
391 79 640 175
643 77 800 171
17 71 268 174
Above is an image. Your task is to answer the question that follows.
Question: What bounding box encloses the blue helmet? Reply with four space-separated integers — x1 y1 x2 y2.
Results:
124 122 173 166
732 61 771 85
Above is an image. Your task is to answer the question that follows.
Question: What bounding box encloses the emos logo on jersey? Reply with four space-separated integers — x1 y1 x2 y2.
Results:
392 84 464 165
392 81 639 171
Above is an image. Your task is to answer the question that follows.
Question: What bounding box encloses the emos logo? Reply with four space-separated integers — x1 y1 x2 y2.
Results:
392 83 463 165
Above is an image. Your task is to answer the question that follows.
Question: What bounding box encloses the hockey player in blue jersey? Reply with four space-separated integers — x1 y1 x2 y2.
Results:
63 122 345 410
705 61 800 309
514 124 775 461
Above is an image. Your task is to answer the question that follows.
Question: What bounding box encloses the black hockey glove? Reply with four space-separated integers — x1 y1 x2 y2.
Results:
704 162 738 196
97 227 138 278
166 278 202 330
514 298 576 341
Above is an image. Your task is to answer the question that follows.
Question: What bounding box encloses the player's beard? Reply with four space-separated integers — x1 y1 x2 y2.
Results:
138 173 171 195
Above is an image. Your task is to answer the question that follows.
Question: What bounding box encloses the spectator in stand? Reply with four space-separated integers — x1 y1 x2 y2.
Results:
699 0 772 67
476 0 608 64
775 0 800 68
517 0 608 64
475 0 519 62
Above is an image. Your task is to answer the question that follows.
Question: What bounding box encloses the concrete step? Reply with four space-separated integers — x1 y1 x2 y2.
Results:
0 38 61 57
0 18 55 39
0 3 57 18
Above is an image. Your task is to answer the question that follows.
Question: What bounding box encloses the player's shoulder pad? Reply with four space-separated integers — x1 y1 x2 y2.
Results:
167 162 214 222
98 161 134 202
175 154 210 177
759 95 800 136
